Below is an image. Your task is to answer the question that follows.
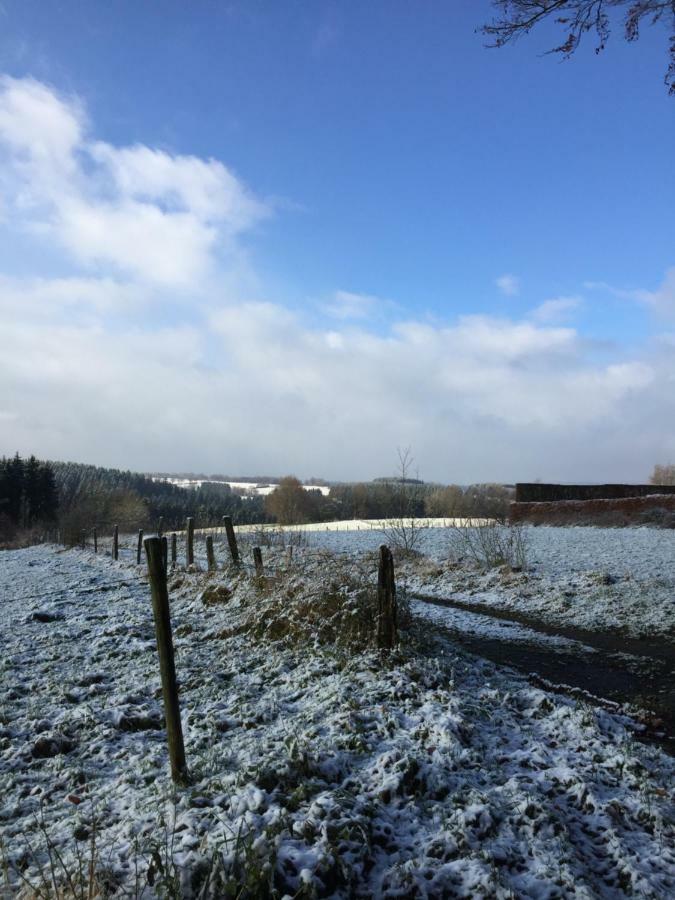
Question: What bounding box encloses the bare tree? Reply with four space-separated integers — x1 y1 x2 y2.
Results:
481 1 675 94
650 463 675 484
381 447 426 555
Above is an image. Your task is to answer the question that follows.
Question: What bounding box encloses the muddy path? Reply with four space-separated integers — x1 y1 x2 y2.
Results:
411 592 675 754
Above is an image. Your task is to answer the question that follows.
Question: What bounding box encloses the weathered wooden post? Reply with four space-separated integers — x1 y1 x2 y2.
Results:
377 545 397 650
136 529 144 565
222 516 240 565
113 525 119 561
161 535 168 571
171 532 177 568
158 516 164 537
186 517 194 567
253 546 264 578
93 527 98 554
206 535 216 571
144 536 188 785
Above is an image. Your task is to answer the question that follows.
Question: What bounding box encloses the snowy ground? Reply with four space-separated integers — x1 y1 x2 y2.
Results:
1 543 674 898
286 525 675 640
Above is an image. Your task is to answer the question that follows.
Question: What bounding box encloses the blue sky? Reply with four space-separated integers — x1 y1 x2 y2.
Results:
0 1 674 482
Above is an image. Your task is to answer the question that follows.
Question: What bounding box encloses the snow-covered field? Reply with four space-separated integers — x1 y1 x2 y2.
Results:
1 542 674 898
292 525 675 639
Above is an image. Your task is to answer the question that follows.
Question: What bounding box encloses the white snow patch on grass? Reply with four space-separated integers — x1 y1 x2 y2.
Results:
0 543 673 898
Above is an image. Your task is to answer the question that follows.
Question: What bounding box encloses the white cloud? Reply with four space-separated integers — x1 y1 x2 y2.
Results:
0 75 83 172
89 143 265 231
495 273 520 296
0 76 268 287
56 197 218 286
585 269 675 318
2 275 661 481
0 75 673 482
0 274 147 319
322 290 382 320
633 269 675 317
531 296 582 323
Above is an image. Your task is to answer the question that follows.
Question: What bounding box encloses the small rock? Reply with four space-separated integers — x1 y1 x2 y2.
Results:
31 734 75 758
30 609 64 623
115 711 163 732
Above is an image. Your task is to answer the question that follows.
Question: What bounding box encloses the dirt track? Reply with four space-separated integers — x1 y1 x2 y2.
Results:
412 591 675 754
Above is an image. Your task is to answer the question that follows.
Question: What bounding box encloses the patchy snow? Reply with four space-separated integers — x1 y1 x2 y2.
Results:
1 543 674 898
288 524 675 639
151 478 332 497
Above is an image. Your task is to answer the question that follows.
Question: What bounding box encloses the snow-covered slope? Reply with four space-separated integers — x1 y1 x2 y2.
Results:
1 544 673 897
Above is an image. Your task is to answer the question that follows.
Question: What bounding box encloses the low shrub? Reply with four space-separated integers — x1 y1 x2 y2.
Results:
448 521 529 570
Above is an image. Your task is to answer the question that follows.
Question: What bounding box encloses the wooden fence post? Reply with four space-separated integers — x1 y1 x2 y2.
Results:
377 545 397 650
253 546 264 578
171 532 177 568
113 525 119 561
144 536 188 786
222 516 240 565
206 535 216 571
81 529 86 550
161 535 168 571
136 529 144 565
93 527 98 554
158 516 164 537
186 517 194 567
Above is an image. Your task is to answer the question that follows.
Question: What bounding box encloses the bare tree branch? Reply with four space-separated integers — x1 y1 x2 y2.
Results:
481 1 675 94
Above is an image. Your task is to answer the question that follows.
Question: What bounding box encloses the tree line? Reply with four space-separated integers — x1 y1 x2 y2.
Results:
264 476 514 525
0 454 59 543
52 460 268 545
1 453 516 546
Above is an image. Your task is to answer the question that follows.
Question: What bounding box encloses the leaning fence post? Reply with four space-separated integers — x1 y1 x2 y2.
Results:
253 546 264 578
171 532 177 568
144 536 188 785
222 516 240 565
186 517 194 567
136 529 144 565
377 545 397 650
112 524 119 561
206 535 216 571
93 527 98 554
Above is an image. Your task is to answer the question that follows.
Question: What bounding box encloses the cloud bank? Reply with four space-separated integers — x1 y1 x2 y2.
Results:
0 75 673 482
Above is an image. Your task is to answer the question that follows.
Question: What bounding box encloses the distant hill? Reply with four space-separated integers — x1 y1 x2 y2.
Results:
51 460 267 529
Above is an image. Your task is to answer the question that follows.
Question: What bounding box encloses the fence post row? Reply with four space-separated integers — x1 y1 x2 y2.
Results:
186 517 194 567
144 536 188 785
222 515 240 565
377 544 397 650
113 524 119 561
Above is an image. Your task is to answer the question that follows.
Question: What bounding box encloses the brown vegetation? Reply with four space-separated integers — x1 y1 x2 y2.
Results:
510 494 675 527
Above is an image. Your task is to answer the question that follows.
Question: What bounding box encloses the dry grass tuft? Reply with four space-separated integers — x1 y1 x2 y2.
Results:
237 552 387 652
